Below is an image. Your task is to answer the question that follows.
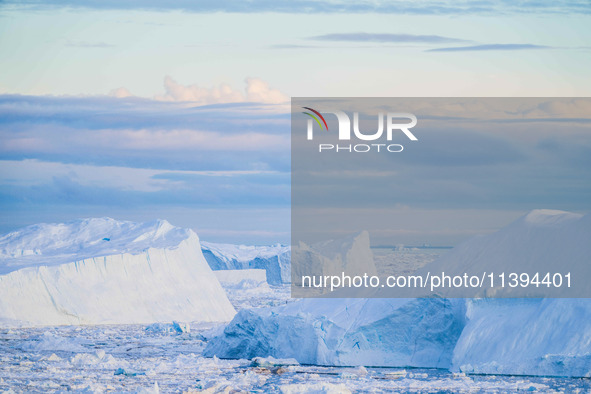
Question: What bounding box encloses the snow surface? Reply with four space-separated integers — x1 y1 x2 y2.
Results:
0 218 188 274
0 218 236 327
202 241 290 285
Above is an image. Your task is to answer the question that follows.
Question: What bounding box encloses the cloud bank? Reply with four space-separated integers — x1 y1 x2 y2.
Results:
428 44 551 52
1 95 590 244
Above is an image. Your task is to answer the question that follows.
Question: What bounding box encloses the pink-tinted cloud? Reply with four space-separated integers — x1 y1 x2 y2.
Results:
153 76 288 105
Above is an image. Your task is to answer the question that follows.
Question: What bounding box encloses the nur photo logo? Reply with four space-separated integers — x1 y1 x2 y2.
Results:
302 107 418 153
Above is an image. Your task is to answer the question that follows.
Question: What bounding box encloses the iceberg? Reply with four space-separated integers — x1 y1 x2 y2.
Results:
206 230 462 367
0 218 236 327
422 209 591 297
213 268 268 289
430 210 591 376
202 241 290 285
291 231 378 291
453 298 591 377
207 210 591 377
205 297 465 368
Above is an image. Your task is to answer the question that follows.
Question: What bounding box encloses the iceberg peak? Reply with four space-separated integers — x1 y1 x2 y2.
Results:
520 209 582 226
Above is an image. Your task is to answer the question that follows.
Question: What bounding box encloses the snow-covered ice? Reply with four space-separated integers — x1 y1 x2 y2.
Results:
0 218 235 327
202 241 290 285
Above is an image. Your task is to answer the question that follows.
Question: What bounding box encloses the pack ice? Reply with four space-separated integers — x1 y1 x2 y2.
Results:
202 241 290 285
0 218 236 327
206 210 591 377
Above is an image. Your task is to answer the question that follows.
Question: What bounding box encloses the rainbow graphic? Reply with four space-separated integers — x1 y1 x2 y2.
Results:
302 107 328 131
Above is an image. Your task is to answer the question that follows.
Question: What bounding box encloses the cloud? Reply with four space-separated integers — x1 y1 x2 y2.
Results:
109 87 133 98
153 76 288 105
427 44 550 52
3 0 588 14
65 41 115 48
245 78 288 104
291 98 591 215
84 128 288 152
0 159 288 194
0 162 290 220
309 33 468 44
2 94 590 245
269 44 319 49
0 157 291 243
154 77 243 104
523 99 591 118
0 94 290 172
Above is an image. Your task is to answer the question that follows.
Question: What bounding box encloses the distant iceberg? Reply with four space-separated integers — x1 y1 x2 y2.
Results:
291 230 378 294
0 218 236 327
201 241 290 285
201 230 379 289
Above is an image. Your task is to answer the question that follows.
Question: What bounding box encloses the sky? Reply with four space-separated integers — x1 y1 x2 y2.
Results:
291 98 591 245
0 0 590 244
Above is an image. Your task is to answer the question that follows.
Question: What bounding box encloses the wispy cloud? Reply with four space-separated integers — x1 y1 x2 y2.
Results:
269 44 319 49
309 33 468 44
65 41 115 48
3 0 589 14
427 44 551 52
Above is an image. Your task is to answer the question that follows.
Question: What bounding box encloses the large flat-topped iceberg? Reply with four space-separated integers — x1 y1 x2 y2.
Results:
0 218 236 327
